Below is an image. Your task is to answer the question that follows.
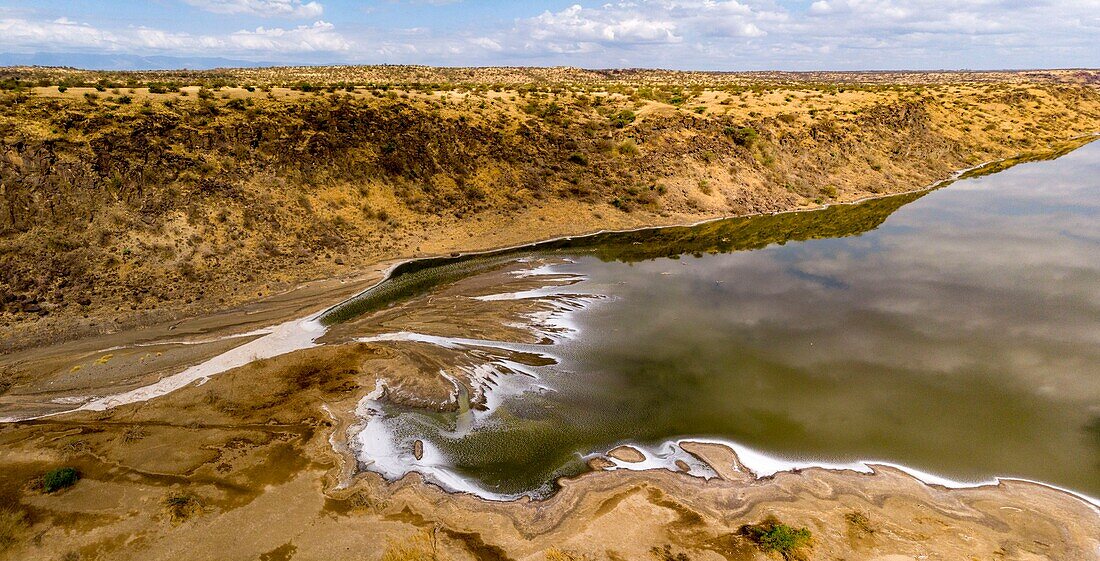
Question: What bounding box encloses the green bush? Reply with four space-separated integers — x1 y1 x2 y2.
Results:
741 520 812 559
609 110 636 128
41 467 80 493
724 126 758 147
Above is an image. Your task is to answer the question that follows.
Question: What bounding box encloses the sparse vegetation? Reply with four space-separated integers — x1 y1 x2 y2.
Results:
545 547 587 561
380 529 439 561
0 508 28 551
845 511 875 534
163 492 203 521
651 544 690 561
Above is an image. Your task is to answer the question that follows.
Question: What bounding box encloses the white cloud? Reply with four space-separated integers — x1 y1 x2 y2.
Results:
228 21 351 51
2 0 1099 68
183 0 324 19
0 17 350 55
470 37 503 52
509 1 782 57
0 17 117 50
526 4 680 46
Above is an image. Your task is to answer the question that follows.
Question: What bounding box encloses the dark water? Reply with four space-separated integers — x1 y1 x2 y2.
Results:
352 141 1100 499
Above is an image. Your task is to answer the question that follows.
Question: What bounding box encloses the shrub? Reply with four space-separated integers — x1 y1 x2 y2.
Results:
163 492 202 521
845 511 874 534
724 126 758 147
741 519 812 559
57 85 68 93
618 139 639 155
568 152 588 166
609 110 636 128
41 467 80 493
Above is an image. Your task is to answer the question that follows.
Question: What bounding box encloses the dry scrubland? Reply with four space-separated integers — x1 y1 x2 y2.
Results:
1 66 1100 352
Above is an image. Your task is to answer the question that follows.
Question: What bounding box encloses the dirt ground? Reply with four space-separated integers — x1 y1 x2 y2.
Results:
1 339 1096 561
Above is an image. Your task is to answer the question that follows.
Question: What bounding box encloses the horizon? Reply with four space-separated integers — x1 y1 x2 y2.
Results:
1 1 1098 71
2 57 1098 74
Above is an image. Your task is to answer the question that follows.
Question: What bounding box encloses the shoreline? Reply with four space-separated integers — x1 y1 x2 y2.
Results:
596 438 1100 512
0 144 989 423
4 135 1099 513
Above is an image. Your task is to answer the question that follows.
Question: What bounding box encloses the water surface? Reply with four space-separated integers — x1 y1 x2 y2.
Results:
349 141 1100 500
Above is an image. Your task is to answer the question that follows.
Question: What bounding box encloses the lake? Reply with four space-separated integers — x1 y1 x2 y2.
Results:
338 141 1100 501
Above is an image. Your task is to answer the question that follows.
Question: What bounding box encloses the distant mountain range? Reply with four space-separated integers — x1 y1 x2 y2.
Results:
0 52 275 70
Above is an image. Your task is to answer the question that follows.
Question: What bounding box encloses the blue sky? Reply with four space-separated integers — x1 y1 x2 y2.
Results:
1 0 1098 70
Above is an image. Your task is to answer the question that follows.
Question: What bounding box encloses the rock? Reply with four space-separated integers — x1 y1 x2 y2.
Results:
413 440 424 461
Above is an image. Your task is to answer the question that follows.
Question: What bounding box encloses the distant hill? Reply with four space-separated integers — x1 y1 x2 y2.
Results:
0 52 271 70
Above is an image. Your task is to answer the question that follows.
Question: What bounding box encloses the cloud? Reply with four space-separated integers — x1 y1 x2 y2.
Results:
0 17 350 55
183 0 324 19
1 0 1098 68
505 1 783 58
525 4 681 47
0 17 117 50
228 21 350 51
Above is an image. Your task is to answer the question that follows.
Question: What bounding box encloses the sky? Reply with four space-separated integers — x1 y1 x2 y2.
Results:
0 0 1098 70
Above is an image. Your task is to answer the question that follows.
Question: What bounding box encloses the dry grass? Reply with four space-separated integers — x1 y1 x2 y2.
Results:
162 492 203 522
545 547 589 561
0 507 28 552
380 530 440 561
